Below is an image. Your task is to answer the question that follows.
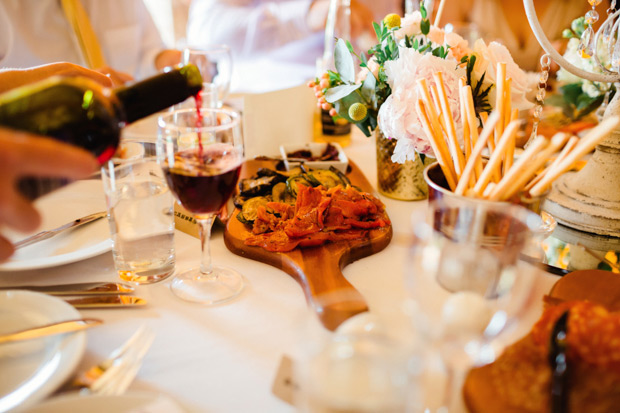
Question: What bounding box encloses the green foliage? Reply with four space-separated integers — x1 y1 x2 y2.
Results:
334 39 355 83
460 55 493 115
571 16 586 35
319 1 464 137
547 82 615 120
563 17 586 39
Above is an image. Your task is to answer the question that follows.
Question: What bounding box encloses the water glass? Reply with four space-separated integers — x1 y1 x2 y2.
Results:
407 198 543 411
182 46 232 106
295 292 416 413
102 157 176 284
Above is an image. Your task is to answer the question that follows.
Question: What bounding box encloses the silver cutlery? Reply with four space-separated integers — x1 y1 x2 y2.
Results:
72 326 155 395
0 318 102 344
0 282 134 296
66 295 147 309
14 211 107 249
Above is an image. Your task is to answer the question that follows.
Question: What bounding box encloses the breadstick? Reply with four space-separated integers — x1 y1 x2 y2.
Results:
487 137 549 201
503 78 512 134
433 72 466 177
429 83 452 152
502 79 514 175
464 89 483 180
473 120 522 196
454 111 501 195
459 79 471 161
417 80 458 184
494 63 507 146
480 111 488 125
499 133 568 201
482 182 496 199
525 136 579 192
416 100 458 191
430 84 444 121
434 0 447 26
529 115 620 196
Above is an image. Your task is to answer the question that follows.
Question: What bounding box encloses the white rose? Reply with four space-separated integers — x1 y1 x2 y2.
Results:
472 40 533 110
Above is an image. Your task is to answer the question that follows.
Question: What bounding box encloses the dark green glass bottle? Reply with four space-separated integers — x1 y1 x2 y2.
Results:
0 64 202 199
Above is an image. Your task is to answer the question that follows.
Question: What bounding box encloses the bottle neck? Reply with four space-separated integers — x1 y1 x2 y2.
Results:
322 0 352 71
114 66 202 124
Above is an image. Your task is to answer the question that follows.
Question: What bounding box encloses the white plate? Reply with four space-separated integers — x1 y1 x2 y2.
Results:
0 180 112 272
0 291 86 412
21 391 186 413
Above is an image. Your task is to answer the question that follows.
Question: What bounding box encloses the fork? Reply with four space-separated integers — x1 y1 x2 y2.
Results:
72 325 155 396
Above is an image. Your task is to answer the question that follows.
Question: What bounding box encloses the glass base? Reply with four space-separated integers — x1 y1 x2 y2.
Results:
170 266 244 305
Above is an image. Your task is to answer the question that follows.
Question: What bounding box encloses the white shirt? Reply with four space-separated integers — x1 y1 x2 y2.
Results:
186 0 402 91
0 0 165 79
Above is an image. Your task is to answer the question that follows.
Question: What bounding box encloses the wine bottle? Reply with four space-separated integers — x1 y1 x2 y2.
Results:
0 64 203 199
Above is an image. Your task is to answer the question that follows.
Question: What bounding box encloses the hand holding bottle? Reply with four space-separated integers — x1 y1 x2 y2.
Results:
0 128 98 262
0 62 114 94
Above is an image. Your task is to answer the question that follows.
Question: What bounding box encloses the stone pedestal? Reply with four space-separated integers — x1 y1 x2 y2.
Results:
543 90 620 236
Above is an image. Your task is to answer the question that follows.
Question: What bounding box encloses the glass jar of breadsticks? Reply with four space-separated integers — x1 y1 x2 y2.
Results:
418 62 620 239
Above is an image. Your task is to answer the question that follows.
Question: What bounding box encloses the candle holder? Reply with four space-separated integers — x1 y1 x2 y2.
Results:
524 0 620 236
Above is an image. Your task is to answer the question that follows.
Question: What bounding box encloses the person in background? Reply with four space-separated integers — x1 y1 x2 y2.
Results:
187 0 392 62
436 0 603 71
0 0 181 84
0 64 102 261
186 0 402 91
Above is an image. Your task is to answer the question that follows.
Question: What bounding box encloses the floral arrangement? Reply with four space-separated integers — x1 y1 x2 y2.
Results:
309 3 531 164
548 17 616 120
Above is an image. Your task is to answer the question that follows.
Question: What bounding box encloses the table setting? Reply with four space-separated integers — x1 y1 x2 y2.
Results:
3 1 620 412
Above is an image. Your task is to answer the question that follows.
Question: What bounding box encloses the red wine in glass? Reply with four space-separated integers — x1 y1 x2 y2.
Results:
194 91 205 156
163 144 241 214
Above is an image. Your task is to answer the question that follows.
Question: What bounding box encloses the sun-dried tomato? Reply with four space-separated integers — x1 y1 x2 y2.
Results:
245 184 388 252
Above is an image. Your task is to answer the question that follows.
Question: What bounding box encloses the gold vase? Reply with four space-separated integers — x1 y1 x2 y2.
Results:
375 129 433 201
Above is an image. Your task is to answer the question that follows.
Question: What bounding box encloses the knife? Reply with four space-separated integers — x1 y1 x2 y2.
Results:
14 211 108 249
66 295 147 309
0 318 102 344
0 282 134 296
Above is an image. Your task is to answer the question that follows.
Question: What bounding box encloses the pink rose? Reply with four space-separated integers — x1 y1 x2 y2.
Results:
444 32 470 61
378 47 466 161
355 56 380 83
427 27 445 45
394 12 422 40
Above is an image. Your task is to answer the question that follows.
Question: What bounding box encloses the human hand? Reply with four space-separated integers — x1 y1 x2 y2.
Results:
95 66 134 87
0 62 114 94
155 49 183 71
0 128 98 261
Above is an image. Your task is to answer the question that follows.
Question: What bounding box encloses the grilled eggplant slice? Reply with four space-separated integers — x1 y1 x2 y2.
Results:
310 169 344 189
237 196 270 224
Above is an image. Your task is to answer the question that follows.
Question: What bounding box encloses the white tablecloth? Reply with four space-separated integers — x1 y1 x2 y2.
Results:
0 116 559 412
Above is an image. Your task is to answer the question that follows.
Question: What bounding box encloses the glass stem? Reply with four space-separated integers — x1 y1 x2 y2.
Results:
197 214 215 275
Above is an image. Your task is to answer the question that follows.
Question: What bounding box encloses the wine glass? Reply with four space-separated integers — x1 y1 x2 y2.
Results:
182 46 232 106
157 108 244 304
407 197 543 412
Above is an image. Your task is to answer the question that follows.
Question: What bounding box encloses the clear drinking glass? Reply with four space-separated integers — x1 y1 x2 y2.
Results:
407 197 543 412
182 46 232 106
295 292 415 413
102 156 176 284
157 108 244 304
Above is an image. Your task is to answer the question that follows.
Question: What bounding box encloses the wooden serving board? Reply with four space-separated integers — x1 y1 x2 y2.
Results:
224 160 392 331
